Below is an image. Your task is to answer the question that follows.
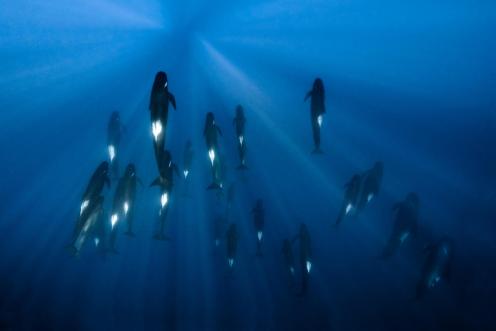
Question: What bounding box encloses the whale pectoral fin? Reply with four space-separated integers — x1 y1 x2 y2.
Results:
150 177 161 187
207 183 222 190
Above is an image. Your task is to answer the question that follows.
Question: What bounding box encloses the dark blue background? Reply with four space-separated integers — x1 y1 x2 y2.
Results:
1 0 495 330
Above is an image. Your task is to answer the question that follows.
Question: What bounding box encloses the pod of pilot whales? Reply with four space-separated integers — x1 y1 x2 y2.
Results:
68 72 453 300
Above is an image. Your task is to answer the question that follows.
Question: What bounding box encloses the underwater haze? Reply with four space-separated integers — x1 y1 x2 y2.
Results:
1 0 495 330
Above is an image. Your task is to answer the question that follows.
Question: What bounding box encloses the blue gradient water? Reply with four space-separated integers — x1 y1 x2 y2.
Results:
1 1 495 330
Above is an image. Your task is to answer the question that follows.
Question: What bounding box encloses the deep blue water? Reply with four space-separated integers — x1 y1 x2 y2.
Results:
1 1 495 330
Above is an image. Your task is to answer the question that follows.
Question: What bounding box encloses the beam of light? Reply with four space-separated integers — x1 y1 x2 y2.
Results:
196 38 342 200
111 213 119 229
199 32 492 227
0 16 178 304
183 170 189 178
222 20 492 230
196 35 485 235
0 36 161 131
160 192 168 208
257 231 263 242
123 201 129 215
0 0 171 128
80 200 89 215
193 38 476 303
1 0 166 31
317 115 323 127
152 120 162 142
0 4 491 326
208 148 215 166
206 1 496 102
306 260 312 273
108 145 116 162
